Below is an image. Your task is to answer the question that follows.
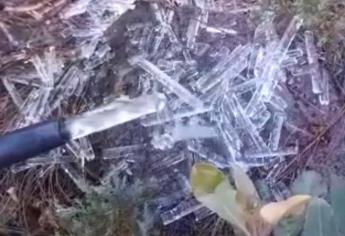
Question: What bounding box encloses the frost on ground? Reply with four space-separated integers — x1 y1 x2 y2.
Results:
0 0 345 235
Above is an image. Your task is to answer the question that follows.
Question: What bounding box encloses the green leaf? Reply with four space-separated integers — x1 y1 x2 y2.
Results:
274 214 305 236
190 163 250 236
330 174 345 235
291 171 327 197
190 162 226 197
302 198 338 236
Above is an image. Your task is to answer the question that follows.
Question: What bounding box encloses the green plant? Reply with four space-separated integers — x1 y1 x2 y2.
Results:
190 163 311 236
57 175 157 236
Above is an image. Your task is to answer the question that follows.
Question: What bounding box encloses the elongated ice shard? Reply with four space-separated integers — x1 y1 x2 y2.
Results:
251 110 271 129
141 106 212 127
199 44 251 93
150 154 185 173
204 26 237 36
152 123 217 150
245 146 298 158
230 95 269 151
194 46 230 89
102 144 146 160
66 93 166 139
268 113 285 150
129 56 203 108
305 31 322 94
161 198 203 225
232 78 260 94
172 123 218 141
319 68 330 106
186 13 202 49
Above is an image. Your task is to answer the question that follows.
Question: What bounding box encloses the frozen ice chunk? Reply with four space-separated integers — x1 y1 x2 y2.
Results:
151 123 217 150
66 93 166 139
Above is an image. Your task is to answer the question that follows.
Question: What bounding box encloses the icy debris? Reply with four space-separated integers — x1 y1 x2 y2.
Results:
141 106 212 127
150 154 186 173
152 122 217 150
102 144 147 160
66 138 95 167
305 31 322 94
245 146 298 158
268 113 285 151
161 197 203 225
129 56 204 108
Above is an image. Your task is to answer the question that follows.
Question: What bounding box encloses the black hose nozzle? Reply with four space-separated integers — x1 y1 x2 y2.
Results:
0 119 70 168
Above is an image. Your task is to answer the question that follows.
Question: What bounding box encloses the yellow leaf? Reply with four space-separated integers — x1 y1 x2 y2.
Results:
260 195 311 226
190 162 226 196
233 165 260 209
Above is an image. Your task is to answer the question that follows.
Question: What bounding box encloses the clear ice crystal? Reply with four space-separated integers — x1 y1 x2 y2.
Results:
268 113 285 150
319 68 330 106
161 198 203 225
102 144 147 160
129 56 204 108
305 31 322 94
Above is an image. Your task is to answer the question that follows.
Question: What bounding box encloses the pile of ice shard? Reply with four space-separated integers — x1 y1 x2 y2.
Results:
0 0 339 229
115 2 335 225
